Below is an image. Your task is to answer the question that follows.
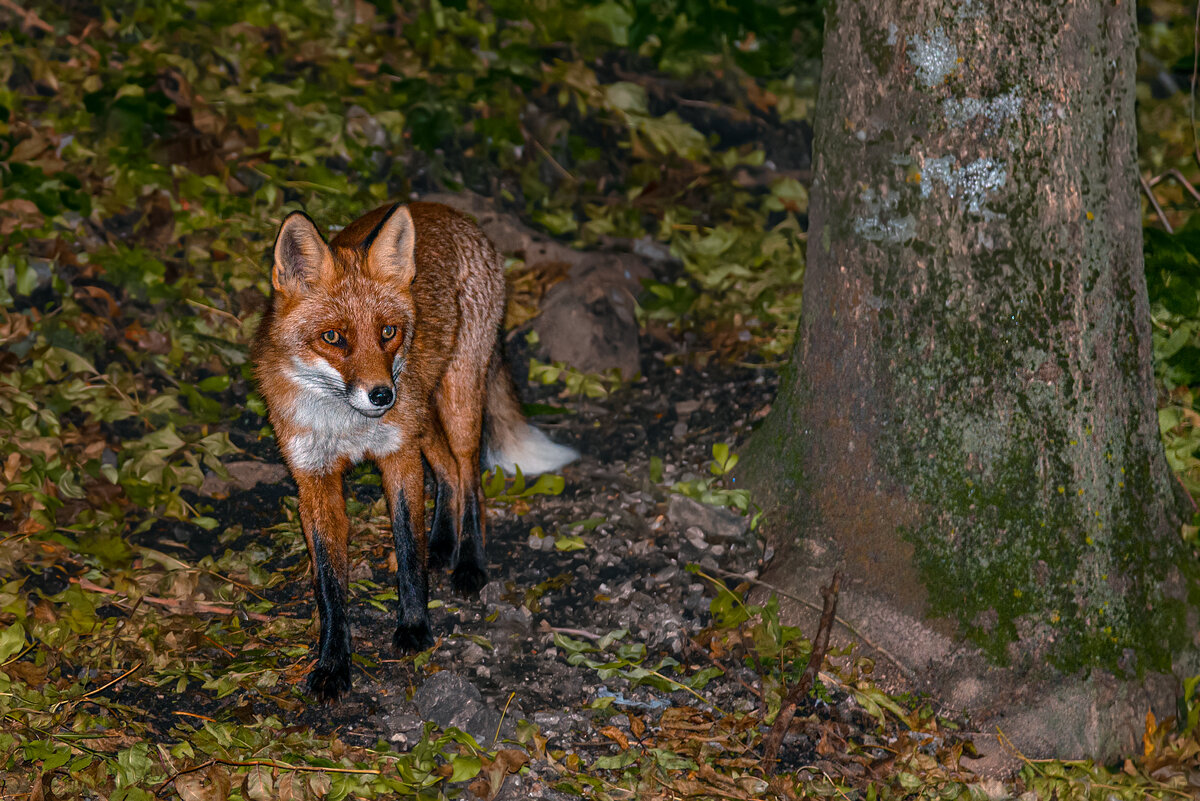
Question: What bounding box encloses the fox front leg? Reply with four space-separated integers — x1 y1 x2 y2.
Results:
295 471 353 701
379 449 435 651
421 422 459 571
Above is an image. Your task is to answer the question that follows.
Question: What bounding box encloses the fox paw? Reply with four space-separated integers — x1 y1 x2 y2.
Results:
308 659 351 701
451 562 488 596
393 622 435 652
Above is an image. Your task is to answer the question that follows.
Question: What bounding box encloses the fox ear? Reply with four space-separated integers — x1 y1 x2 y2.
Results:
365 204 416 285
272 212 332 294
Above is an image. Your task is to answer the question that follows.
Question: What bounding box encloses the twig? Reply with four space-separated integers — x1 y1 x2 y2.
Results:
1192 0 1200 168
50 661 142 715
1147 169 1200 203
796 765 856 801
995 727 1040 775
1141 174 1174 234
706 566 916 681
74 662 142 702
686 636 762 701
0 0 53 33
185 298 243 327
204 635 236 658
71 577 271 622
761 571 840 770
546 625 602 641
647 667 727 716
0 0 98 56
203 569 269 602
531 138 576 183
493 691 516 747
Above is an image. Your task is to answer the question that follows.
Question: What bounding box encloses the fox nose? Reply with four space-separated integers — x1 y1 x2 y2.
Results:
367 386 393 407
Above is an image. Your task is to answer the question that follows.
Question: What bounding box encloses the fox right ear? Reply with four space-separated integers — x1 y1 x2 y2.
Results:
365 204 416 285
272 212 333 294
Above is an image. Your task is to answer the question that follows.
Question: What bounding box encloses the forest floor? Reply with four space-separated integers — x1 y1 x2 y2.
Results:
5 0 1200 799
10 345 1006 800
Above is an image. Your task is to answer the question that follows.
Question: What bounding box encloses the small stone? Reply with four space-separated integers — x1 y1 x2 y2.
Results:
414 672 509 742
494 605 533 635
479 581 507 607
462 643 486 665
532 710 563 728
667 494 750 543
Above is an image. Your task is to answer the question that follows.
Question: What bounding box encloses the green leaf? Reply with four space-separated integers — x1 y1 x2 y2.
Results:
448 753 482 782
554 534 587 551
0 622 26 662
196 375 231 392
592 751 638 770
649 456 664 483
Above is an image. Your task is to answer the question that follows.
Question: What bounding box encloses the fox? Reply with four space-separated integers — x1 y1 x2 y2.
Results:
252 201 578 700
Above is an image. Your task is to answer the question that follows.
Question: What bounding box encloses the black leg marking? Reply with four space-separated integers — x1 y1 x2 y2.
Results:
427 480 456 570
451 492 488 596
307 535 352 701
392 488 434 652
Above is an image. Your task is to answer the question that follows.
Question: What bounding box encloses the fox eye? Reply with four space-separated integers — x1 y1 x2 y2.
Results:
381 325 396 340
321 330 344 346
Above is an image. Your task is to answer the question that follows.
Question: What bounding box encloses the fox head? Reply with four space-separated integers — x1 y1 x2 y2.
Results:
269 204 418 419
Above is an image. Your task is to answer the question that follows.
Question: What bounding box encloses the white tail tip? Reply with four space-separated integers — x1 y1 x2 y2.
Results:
485 424 579 476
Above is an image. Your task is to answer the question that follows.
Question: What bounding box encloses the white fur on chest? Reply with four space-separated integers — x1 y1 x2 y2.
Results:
281 357 404 474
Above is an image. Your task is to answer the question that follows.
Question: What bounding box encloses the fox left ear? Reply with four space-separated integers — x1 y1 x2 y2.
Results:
365 204 416 285
273 212 333 295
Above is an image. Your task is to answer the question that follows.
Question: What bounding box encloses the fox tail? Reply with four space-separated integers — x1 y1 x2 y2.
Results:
483 348 579 477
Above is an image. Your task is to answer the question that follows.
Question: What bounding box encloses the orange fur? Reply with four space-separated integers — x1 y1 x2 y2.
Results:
253 202 576 701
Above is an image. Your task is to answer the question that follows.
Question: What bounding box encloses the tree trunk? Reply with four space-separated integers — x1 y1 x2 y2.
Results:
743 0 1198 761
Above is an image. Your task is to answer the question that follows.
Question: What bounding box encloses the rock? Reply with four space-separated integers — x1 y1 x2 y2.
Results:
493 605 533 635
199 461 290 498
533 255 645 379
531 710 562 729
478 580 507 608
461 642 486 665
653 565 678 584
667 494 751 544
376 701 424 747
412 671 502 744
685 527 707 550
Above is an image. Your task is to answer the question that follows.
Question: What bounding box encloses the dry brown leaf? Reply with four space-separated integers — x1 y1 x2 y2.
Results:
10 133 48 163
0 198 43 235
599 725 630 750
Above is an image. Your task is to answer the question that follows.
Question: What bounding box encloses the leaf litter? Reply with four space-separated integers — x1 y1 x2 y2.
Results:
0 0 1199 800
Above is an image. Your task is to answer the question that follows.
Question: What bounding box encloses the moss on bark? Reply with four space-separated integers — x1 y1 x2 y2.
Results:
744 0 1196 674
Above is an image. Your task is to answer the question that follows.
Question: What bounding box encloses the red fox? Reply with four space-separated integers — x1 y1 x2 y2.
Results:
252 202 578 700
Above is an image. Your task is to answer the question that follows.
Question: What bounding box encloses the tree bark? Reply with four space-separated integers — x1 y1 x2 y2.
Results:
743 0 1198 760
